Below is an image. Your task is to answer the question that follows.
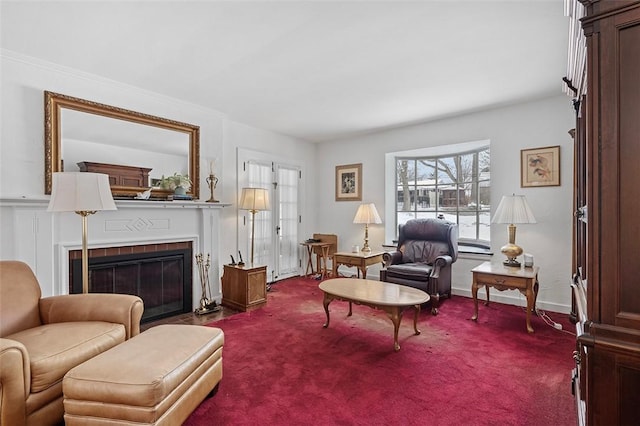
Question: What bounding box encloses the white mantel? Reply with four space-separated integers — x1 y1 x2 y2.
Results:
0 198 230 308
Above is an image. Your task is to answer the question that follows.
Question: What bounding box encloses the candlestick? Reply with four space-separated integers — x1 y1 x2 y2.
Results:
206 174 219 203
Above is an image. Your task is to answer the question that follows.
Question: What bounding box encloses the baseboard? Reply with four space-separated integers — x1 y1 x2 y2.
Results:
451 288 571 314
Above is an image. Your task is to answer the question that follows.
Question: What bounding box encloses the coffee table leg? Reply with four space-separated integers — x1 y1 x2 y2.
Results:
322 293 331 328
412 305 422 335
388 307 402 352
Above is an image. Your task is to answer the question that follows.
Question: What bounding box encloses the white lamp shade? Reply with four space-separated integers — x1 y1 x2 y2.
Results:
491 194 536 224
47 172 117 212
353 203 382 224
239 187 270 211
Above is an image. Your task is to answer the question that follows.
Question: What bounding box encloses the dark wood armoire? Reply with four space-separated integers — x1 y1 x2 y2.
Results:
569 1 640 425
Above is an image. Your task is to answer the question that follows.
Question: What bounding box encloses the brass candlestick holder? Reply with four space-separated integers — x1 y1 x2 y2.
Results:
206 174 219 203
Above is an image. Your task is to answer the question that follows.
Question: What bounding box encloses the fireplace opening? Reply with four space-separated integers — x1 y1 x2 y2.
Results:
70 247 192 323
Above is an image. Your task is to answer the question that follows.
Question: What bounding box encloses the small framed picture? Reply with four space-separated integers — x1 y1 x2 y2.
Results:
335 163 362 201
521 146 560 187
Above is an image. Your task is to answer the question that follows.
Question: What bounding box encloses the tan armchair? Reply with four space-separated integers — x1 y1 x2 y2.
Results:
0 260 144 426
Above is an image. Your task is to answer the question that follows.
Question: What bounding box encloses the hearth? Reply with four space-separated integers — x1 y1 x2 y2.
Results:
70 243 192 323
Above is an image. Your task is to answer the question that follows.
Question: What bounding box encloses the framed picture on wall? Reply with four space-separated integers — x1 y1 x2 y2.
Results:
335 163 362 201
521 145 561 187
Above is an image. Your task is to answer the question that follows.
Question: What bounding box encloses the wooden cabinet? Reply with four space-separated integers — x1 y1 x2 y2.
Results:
570 2 640 424
221 264 267 312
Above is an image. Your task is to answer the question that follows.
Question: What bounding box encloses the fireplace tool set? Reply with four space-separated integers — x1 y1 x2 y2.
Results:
195 253 221 315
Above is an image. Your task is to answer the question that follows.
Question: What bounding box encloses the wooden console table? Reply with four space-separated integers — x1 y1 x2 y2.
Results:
221 264 267 312
470 261 539 333
332 251 384 279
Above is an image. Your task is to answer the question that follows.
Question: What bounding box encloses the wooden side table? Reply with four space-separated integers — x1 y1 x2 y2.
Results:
221 264 267 312
470 261 539 333
332 251 384 279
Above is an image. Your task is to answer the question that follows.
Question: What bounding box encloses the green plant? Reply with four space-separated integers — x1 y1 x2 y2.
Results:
158 173 192 191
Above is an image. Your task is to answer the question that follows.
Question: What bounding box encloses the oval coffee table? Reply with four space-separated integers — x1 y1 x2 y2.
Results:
319 278 430 351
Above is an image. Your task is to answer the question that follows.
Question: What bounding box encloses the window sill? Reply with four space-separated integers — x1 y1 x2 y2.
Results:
459 245 493 260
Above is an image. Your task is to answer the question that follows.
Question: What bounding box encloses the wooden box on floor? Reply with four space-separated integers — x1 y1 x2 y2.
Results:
221 264 267 312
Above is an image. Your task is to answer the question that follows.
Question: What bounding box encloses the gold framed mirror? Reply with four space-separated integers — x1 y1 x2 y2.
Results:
44 91 200 199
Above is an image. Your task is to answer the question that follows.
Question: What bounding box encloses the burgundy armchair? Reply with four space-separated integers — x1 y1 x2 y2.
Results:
380 218 458 314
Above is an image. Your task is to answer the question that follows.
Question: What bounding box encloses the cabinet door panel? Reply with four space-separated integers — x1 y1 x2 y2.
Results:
618 20 640 322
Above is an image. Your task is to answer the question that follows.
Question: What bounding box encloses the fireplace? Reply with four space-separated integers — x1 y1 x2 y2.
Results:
70 242 193 323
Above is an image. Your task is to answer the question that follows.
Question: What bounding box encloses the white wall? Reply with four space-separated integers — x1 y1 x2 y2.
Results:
315 95 576 313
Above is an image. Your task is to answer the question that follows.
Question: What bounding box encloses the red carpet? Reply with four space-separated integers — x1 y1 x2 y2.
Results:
185 277 576 426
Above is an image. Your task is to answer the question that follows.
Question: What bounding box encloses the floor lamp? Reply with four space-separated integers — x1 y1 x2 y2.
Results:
491 194 536 267
353 203 382 253
239 187 270 266
47 172 117 293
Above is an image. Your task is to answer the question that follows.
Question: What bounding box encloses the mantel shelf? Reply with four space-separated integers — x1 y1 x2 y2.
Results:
0 197 231 209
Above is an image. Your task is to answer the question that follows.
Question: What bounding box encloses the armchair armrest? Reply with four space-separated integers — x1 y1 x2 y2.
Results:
1 338 30 425
382 251 403 267
430 255 453 279
39 294 144 339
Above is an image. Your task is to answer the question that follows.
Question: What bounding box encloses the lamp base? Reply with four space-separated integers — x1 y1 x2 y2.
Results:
503 258 521 268
500 242 523 269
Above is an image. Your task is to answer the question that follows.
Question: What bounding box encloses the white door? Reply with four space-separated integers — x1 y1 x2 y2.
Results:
238 152 301 282
275 164 300 279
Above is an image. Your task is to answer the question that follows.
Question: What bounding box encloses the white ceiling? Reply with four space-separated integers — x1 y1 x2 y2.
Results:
0 1 569 142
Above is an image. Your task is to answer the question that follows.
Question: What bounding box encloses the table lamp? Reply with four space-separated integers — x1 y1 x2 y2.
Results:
491 194 536 267
47 172 117 293
239 187 270 265
353 203 382 253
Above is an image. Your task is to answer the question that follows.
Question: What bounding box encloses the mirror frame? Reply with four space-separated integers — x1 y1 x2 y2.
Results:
44 91 200 199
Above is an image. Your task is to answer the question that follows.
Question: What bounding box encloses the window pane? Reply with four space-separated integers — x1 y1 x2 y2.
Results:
460 153 476 182
415 186 435 210
416 159 436 182
478 211 491 241
461 183 477 210
458 212 478 240
396 159 414 211
440 185 459 208
479 148 490 175
479 180 490 208
437 157 456 184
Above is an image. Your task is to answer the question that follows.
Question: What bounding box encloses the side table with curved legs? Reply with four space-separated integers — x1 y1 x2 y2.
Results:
470 261 539 333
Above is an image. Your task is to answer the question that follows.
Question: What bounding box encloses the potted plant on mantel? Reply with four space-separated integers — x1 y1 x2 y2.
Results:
158 173 192 196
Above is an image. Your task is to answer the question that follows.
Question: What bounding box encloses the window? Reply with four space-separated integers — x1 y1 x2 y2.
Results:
395 145 490 246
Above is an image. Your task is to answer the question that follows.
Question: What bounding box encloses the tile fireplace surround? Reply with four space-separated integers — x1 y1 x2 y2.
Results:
0 198 228 307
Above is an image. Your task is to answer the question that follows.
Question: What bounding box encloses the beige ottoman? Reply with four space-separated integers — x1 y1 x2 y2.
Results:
63 324 224 425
